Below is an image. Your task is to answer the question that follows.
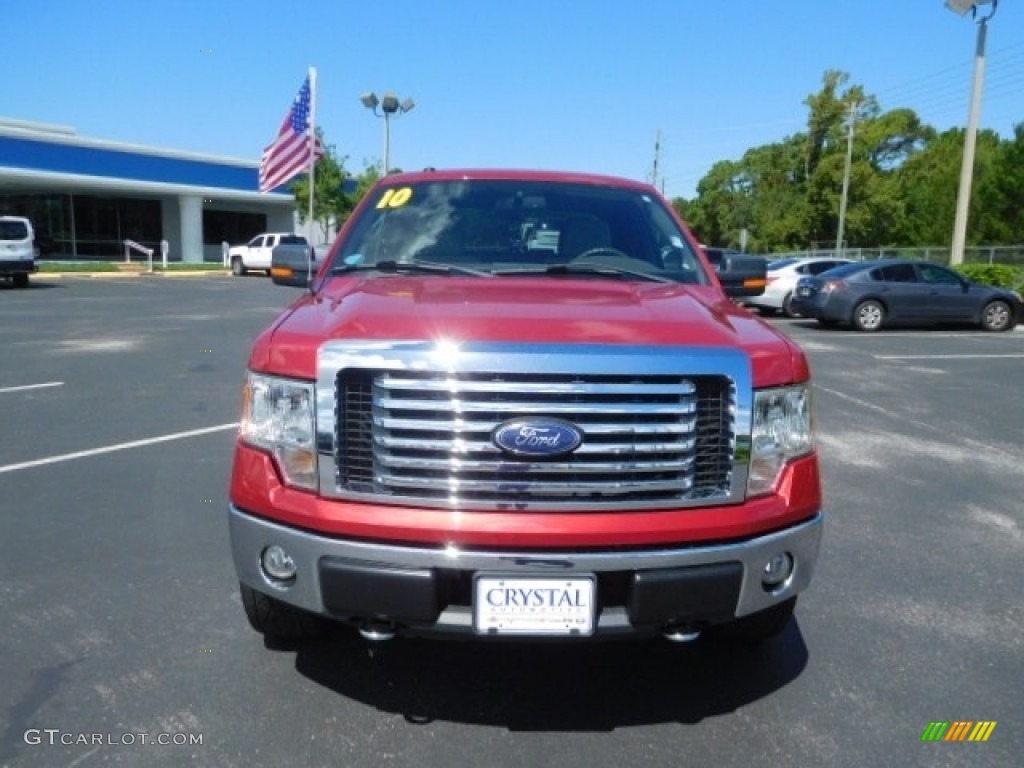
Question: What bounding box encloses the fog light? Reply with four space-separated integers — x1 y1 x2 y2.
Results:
762 552 794 590
262 545 297 583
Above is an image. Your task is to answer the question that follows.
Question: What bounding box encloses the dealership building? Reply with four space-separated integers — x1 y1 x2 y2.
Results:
0 117 299 262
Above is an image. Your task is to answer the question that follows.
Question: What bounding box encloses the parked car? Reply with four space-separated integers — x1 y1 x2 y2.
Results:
228 233 309 276
269 240 330 279
790 258 1021 332
700 246 742 274
745 256 853 317
0 215 37 288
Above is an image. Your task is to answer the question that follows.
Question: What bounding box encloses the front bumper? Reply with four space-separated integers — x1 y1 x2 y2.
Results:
229 504 823 638
0 259 37 275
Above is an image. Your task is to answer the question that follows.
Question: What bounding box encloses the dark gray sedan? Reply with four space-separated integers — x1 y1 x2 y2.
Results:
790 259 1021 332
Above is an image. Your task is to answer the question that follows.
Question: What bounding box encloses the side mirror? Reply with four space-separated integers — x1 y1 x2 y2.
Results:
270 245 315 288
718 253 768 298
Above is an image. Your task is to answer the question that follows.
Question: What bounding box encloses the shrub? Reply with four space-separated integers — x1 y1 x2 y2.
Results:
955 263 1023 290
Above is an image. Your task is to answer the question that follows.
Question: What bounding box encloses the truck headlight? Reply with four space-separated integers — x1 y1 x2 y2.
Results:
241 373 317 490
748 384 813 496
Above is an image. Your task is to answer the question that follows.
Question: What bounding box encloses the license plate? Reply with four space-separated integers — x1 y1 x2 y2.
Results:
473 575 596 636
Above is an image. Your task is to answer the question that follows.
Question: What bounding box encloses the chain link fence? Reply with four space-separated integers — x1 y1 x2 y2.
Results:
769 245 1024 266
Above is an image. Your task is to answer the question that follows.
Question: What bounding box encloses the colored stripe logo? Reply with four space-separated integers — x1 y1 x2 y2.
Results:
921 721 996 742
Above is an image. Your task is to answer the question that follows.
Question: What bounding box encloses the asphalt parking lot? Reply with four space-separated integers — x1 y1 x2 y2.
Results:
1 276 1021 768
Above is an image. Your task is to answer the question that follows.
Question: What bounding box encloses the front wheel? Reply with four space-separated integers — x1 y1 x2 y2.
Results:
712 597 796 644
12 273 29 288
781 292 799 318
240 583 327 642
981 300 1015 332
231 257 247 277
852 300 885 332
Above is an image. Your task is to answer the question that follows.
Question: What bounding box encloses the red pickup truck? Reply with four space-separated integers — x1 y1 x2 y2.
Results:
229 169 822 646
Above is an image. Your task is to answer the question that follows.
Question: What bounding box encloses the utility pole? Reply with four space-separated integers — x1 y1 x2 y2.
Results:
650 129 662 189
950 3 996 265
835 102 857 258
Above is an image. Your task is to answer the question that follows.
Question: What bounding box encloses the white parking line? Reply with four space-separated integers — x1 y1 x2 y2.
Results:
0 423 240 474
0 382 64 394
802 330 1023 339
875 354 1024 360
815 385 1019 462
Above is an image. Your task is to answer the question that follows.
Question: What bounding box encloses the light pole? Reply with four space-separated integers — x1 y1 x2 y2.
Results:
360 91 415 175
944 0 997 266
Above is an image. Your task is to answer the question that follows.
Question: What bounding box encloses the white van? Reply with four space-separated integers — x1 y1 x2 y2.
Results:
0 216 37 288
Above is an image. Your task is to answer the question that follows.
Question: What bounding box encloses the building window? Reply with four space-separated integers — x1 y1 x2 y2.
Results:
203 210 267 245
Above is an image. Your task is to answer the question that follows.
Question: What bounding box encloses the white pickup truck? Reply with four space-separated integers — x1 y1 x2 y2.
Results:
229 233 309 276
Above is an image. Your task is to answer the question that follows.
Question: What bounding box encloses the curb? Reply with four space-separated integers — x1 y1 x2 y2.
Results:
37 271 232 279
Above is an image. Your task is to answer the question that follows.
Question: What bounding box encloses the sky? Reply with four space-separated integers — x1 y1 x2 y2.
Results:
3 0 1023 200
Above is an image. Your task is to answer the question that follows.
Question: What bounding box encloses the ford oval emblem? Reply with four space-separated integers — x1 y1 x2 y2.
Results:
492 418 583 458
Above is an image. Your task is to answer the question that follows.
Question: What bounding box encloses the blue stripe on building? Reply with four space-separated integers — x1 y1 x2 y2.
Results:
0 135 266 192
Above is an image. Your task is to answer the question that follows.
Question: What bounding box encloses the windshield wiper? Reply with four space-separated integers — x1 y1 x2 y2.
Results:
330 259 493 278
494 263 673 283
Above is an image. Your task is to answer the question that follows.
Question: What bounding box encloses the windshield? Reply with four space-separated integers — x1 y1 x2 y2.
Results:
767 258 800 271
814 261 869 279
330 179 712 284
0 220 29 240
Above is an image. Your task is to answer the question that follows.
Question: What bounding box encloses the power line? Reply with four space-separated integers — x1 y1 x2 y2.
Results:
659 40 1024 198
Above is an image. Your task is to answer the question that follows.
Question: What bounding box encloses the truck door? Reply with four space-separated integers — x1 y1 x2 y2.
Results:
253 236 276 270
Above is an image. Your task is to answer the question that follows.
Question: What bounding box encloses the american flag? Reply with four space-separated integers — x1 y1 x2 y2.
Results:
259 74 324 193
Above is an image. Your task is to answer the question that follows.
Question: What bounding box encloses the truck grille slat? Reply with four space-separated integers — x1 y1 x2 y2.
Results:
375 473 693 495
334 369 735 508
378 374 696 397
375 416 696 436
376 456 696 473
375 396 694 416
374 436 697 455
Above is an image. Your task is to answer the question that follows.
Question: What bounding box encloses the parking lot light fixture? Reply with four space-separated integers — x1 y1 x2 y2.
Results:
945 0 998 266
360 90 416 174
944 0 992 14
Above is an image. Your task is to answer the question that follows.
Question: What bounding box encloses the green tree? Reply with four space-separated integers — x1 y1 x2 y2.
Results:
351 162 382 204
686 68 1022 252
993 124 1024 242
802 70 874 180
897 128 1005 245
685 159 744 246
289 131 353 242
736 137 812 251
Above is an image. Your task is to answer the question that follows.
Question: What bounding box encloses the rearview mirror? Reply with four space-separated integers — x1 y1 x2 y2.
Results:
270 245 315 288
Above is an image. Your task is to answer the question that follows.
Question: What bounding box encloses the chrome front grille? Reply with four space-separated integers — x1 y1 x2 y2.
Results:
332 367 735 509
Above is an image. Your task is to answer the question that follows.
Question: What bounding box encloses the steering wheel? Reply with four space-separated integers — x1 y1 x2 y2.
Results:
573 247 632 261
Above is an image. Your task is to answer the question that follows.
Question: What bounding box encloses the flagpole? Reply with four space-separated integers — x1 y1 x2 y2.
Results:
306 66 317 289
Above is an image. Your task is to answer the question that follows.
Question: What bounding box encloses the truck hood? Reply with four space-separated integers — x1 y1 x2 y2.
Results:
253 275 808 387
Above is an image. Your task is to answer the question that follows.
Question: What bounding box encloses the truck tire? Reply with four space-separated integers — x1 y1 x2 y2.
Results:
231 257 247 277
12 273 29 288
239 583 326 642
713 597 796 644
